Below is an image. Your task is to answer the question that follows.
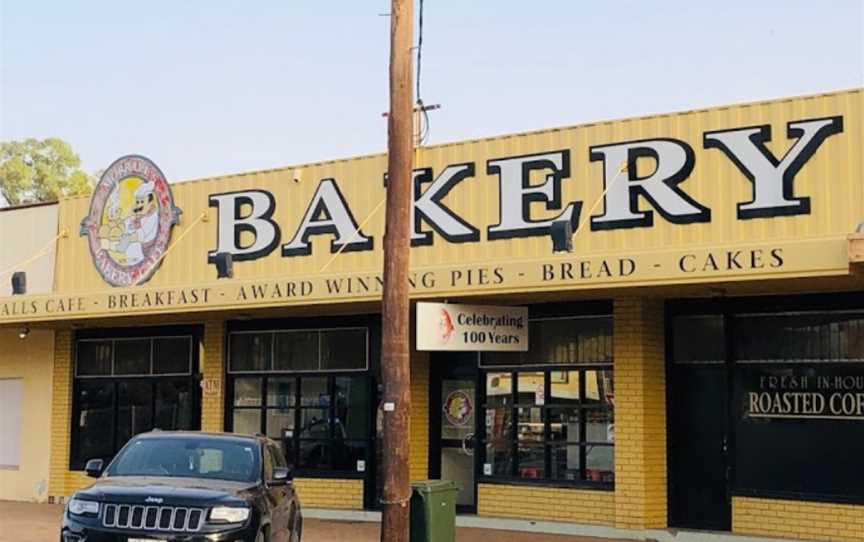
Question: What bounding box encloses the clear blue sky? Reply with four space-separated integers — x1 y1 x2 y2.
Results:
1 0 862 182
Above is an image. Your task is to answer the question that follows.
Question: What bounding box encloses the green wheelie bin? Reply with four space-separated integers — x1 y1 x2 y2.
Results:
409 480 458 542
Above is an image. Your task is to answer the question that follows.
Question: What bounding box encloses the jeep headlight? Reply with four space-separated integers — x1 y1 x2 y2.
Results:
68 498 100 516
208 506 250 524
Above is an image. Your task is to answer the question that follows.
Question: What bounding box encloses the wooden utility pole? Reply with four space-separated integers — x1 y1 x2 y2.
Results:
380 0 413 541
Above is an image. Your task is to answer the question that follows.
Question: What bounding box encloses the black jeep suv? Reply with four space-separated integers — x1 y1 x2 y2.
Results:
61 431 302 542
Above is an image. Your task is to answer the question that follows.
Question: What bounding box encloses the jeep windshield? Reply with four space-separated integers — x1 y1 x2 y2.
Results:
105 437 261 483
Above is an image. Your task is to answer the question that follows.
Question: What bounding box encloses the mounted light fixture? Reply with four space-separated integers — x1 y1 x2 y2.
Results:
18 326 30 340
11 272 26 295
550 220 573 253
214 252 234 279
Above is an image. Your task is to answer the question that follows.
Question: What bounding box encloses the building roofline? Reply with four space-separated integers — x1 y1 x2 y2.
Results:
0 200 59 212
58 86 863 203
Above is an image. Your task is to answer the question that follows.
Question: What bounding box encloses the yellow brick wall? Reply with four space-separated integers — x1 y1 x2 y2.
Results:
478 484 615 525
48 329 72 497
409 350 429 482
734 497 864 542
48 329 90 499
201 320 225 432
293 477 364 509
48 323 224 499
613 298 667 529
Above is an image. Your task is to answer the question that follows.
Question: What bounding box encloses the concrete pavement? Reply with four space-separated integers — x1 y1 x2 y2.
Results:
0 501 624 542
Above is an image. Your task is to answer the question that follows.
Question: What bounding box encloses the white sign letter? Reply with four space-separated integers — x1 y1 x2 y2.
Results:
704 116 843 219
411 163 479 246
487 150 581 240
208 190 280 262
590 139 708 230
282 178 373 257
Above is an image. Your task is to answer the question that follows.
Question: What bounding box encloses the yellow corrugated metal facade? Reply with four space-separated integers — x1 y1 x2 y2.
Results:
49 89 861 298
3 89 864 542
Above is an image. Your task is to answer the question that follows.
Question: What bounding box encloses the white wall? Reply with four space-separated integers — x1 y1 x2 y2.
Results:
0 329 54 502
0 379 23 468
0 203 59 296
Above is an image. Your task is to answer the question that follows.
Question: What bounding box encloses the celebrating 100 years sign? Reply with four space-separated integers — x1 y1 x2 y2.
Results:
416 302 529 352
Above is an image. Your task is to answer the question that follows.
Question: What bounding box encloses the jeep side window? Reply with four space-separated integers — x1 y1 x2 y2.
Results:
269 442 287 469
262 442 274 481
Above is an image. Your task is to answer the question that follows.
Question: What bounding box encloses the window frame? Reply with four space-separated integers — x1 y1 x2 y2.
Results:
478 363 614 490
70 375 201 471
733 309 864 364
226 316 380 503
227 372 374 479
227 327 370 374
476 309 614 491
668 293 864 506
75 335 194 378
69 327 201 471
479 315 613 368
731 357 864 503
226 320 376 480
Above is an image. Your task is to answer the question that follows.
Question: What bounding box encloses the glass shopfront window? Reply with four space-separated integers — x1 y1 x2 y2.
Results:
670 303 864 514
733 311 864 500
479 315 614 488
227 326 373 476
71 334 197 470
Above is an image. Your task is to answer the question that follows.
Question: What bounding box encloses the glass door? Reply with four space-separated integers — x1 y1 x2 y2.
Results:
431 353 478 513
668 314 731 531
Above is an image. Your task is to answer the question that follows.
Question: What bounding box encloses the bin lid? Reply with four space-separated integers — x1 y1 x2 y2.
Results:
411 480 458 494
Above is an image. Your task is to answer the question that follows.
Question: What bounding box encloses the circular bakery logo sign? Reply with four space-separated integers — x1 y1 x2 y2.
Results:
443 389 473 426
80 155 181 287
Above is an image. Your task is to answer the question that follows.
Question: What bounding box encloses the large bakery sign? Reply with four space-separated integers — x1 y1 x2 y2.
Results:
208 116 843 262
85 116 842 285
80 155 181 287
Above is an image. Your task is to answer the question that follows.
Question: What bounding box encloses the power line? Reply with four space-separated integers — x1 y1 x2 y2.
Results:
416 0 424 103
414 0 435 145
382 0 437 146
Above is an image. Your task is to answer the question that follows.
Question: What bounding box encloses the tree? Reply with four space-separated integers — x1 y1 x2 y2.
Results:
0 138 94 206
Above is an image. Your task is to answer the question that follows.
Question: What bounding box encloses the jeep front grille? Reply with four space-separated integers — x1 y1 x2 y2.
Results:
102 503 205 532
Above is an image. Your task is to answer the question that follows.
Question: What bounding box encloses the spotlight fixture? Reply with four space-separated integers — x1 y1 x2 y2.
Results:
18 326 30 340
550 220 573 253
11 271 26 295
213 252 234 279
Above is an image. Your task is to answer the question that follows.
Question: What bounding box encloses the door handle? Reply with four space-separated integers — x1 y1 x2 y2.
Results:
462 433 475 457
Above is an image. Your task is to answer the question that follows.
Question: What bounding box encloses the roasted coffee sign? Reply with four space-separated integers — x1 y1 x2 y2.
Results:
746 373 864 421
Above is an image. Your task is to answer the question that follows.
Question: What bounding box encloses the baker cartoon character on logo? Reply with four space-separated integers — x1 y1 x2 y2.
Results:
81 155 181 287
114 181 160 265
